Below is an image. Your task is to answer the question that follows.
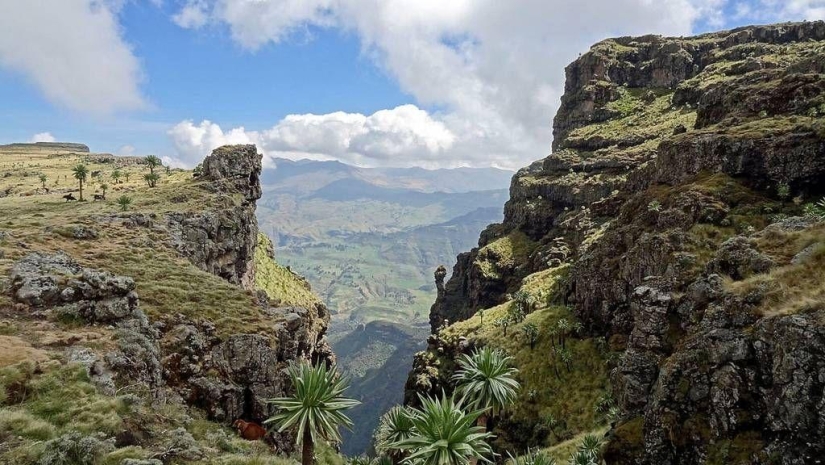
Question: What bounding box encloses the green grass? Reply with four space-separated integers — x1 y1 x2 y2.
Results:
475 231 536 279
0 361 338 465
255 234 322 310
439 266 610 451
566 90 697 149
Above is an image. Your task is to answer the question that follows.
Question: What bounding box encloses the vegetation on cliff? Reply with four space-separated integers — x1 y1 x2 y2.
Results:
0 145 341 464
413 21 825 465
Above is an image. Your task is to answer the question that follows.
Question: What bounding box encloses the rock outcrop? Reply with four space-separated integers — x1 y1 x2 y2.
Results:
416 21 825 464
4 145 334 456
10 252 162 391
167 145 262 289
0 142 90 153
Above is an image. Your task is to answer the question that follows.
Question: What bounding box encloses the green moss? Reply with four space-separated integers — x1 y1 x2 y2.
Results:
566 90 697 149
595 415 647 464
707 431 766 465
475 231 536 279
254 233 322 309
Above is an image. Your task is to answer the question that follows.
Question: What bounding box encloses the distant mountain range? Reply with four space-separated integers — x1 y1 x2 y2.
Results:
254 158 514 455
262 157 514 194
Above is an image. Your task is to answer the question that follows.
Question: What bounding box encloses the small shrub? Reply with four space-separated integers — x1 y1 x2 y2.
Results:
117 195 133 212
506 448 556 465
38 431 115 465
647 200 662 212
777 182 791 202
803 198 825 220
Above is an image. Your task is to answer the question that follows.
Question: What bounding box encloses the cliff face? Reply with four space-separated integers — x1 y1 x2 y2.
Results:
0 142 90 153
167 144 262 289
418 22 825 464
0 145 333 461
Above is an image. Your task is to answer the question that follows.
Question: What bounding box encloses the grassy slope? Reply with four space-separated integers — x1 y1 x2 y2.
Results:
0 148 342 464
437 265 612 452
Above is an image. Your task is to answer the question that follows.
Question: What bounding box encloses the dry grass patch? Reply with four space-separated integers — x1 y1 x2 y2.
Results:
0 336 51 368
728 227 825 317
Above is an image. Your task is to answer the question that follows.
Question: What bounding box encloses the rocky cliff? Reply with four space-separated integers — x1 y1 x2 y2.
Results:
415 21 825 464
0 145 335 463
0 142 90 154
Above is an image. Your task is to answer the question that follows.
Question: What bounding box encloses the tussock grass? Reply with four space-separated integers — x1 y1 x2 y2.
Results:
537 427 609 462
729 225 825 316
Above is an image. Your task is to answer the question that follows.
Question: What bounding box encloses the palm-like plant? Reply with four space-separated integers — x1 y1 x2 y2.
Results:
494 317 511 336
559 347 572 372
578 434 602 460
100 183 109 198
112 170 122 184
145 155 162 175
556 319 570 348
144 172 160 187
393 394 493 465
117 195 132 211
72 164 88 201
522 323 539 350
266 362 359 465
567 450 596 465
374 405 417 462
803 197 825 220
453 347 520 429
39 173 47 189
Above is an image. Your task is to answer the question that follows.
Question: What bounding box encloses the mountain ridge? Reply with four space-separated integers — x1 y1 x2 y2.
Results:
406 20 825 464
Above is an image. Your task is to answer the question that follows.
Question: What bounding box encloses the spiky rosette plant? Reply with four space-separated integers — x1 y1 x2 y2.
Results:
393 394 493 465
453 347 520 428
374 405 417 463
266 362 359 465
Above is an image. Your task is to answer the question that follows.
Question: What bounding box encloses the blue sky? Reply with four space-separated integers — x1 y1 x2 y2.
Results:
0 0 821 169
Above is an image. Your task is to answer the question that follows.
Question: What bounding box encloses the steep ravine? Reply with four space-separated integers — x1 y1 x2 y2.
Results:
408 21 825 464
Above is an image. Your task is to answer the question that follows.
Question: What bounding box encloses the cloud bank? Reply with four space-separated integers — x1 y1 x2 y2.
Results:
168 105 457 168
30 132 56 143
168 0 823 168
0 0 145 115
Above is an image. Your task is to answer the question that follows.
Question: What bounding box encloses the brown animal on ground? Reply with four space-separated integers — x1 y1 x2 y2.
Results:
232 420 267 441
63 193 77 202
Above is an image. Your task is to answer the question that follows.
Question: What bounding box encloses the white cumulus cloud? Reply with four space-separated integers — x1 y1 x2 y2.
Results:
0 0 145 115
168 105 458 168
30 132 56 143
173 0 210 28
170 0 817 168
